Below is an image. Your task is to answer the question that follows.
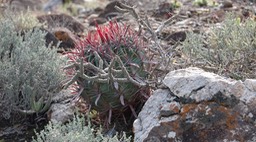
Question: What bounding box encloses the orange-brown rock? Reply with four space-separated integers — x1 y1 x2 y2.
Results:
53 27 78 50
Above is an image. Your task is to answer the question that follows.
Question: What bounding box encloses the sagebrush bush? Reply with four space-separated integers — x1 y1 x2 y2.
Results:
32 115 131 142
182 14 256 80
0 13 66 119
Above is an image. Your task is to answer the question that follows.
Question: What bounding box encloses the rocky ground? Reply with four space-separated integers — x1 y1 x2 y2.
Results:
0 0 256 141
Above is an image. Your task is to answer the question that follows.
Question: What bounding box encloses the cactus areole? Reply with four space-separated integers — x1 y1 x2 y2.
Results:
65 21 152 125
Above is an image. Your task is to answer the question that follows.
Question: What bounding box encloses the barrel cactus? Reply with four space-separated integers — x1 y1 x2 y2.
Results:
64 21 153 125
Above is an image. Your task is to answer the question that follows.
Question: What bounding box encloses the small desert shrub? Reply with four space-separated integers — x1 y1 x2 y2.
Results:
0 13 66 119
182 14 256 80
32 115 131 142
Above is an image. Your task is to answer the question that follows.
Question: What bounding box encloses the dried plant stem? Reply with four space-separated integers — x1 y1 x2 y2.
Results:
93 51 103 70
115 3 164 56
115 56 146 87
115 2 179 78
154 11 181 34
64 55 146 89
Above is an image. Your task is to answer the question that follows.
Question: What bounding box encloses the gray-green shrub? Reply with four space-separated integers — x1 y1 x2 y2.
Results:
0 13 66 119
32 115 131 142
182 14 256 80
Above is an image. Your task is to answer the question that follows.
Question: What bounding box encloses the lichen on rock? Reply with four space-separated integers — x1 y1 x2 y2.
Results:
134 67 256 142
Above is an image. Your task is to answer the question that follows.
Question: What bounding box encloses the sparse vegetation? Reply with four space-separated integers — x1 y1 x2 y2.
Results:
1 0 256 141
0 12 66 120
182 14 256 80
0 9 41 30
32 114 131 142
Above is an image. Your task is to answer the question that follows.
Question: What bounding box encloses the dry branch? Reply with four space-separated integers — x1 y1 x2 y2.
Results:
64 55 147 90
115 2 180 77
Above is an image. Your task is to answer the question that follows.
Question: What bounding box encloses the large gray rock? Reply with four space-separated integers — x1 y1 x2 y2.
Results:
134 67 256 142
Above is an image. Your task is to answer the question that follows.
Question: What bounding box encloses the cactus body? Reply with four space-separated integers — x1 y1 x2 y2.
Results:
66 21 151 124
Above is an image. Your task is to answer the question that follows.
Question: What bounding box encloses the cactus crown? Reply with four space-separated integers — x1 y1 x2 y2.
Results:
68 21 146 65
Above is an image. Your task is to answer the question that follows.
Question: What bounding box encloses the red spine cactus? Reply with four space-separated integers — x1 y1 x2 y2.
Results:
64 21 153 126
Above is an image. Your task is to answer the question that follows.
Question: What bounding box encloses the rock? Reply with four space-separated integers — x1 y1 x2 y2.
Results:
244 79 256 92
134 67 256 142
98 1 122 19
41 28 60 48
37 13 85 34
220 0 233 9
133 89 176 141
40 27 76 50
53 27 78 50
160 101 180 117
87 15 107 26
152 2 174 19
163 31 186 43
163 67 235 102
43 0 62 12
43 0 84 12
47 89 76 124
49 102 75 124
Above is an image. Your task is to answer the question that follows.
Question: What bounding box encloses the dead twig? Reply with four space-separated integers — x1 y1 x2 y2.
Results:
64 54 147 90
115 2 181 80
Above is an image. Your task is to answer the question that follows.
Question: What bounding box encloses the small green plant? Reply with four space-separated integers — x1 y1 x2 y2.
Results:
193 0 207 6
170 0 182 9
64 21 154 126
0 12 66 120
193 0 217 7
32 114 131 142
182 14 256 80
